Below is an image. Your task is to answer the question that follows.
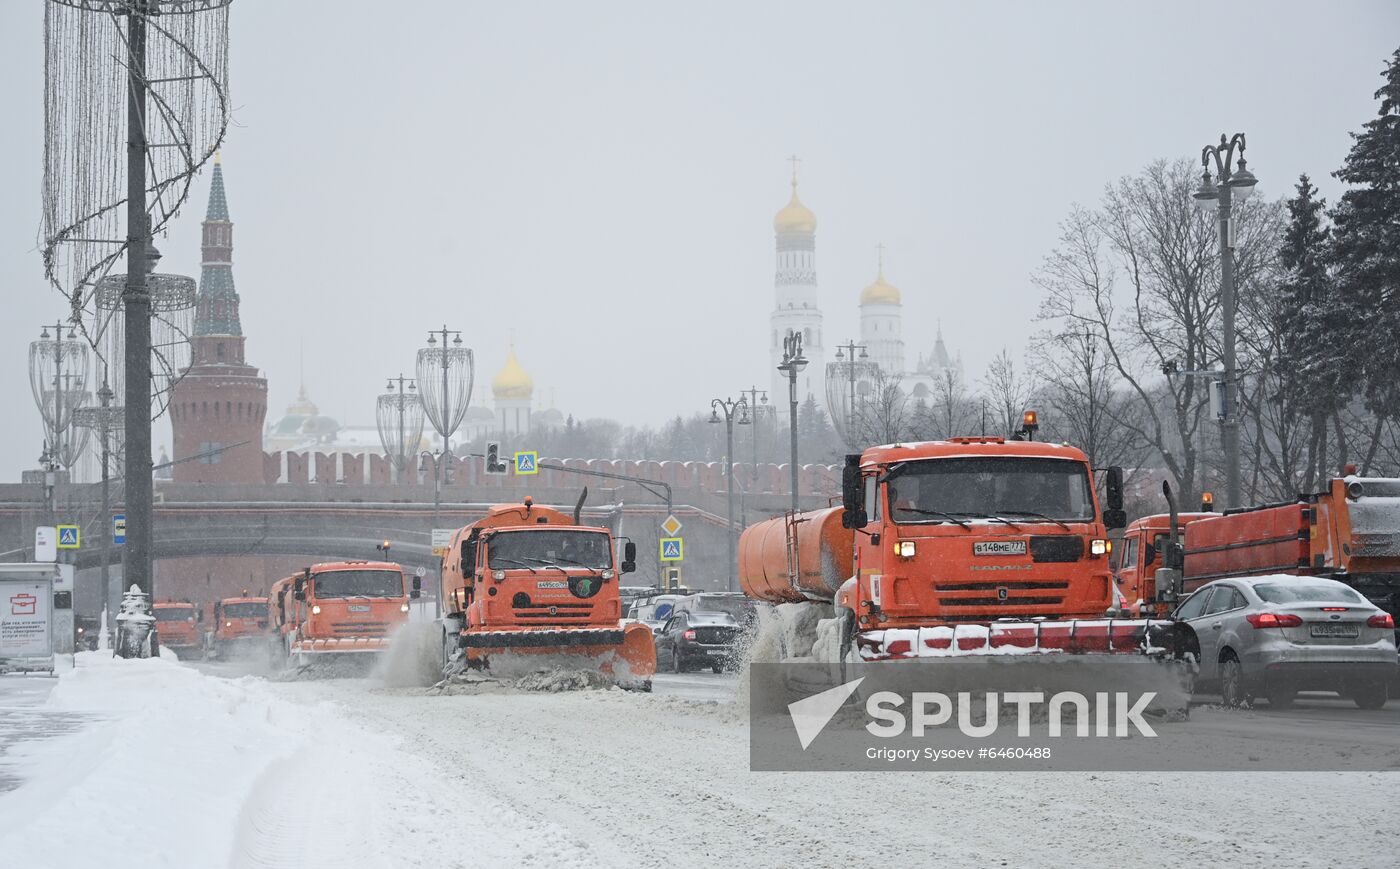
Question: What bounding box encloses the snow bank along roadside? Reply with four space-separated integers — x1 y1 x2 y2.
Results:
0 652 602 869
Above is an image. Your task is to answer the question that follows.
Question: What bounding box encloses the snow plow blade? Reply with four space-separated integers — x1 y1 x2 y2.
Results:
853 619 1198 717
462 621 657 691
292 636 392 654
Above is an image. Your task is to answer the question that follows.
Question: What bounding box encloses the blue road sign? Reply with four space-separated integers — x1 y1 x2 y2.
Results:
113 514 127 545
57 525 80 549
660 537 684 562
514 451 539 475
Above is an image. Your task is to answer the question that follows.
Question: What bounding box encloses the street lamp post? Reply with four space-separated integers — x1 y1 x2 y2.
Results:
1193 133 1258 510
709 396 750 592
416 326 473 535
832 339 869 445
777 330 808 515
739 385 768 491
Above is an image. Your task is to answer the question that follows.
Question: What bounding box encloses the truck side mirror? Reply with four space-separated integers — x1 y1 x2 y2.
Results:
1103 466 1126 530
840 454 868 530
294 576 306 601
622 541 637 574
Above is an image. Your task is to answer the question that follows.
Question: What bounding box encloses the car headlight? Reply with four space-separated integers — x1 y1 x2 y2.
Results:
1090 539 1111 556
400 604 410 613
311 605 321 615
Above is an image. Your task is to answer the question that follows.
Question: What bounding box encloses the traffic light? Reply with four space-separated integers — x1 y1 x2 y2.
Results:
485 441 509 475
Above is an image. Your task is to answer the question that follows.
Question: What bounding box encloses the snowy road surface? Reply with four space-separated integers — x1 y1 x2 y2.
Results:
1 655 1397 868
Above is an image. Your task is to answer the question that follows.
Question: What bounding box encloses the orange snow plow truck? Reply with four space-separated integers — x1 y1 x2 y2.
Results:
209 594 272 659
738 437 1197 712
438 496 655 690
1118 477 1400 632
152 600 202 657
270 561 415 667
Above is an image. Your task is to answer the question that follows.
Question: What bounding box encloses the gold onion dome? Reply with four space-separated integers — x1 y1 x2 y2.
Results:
772 178 817 234
860 266 901 305
491 346 534 400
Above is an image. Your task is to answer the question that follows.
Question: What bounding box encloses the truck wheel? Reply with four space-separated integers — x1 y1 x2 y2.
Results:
1219 653 1248 708
1351 680 1388 710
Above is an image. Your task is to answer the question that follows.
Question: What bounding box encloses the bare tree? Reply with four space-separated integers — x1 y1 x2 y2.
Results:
1031 326 1145 471
980 347 1037 438
1034 158 1280 504
930 367 974 440
851 368 910 446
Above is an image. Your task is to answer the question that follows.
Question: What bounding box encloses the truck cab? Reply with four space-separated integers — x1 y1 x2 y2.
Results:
1114 512 1214 616
211 595 270 657
152 600 202 655
280 561 412 661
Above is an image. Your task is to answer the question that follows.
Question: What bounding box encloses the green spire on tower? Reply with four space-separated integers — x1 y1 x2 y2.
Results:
206 151 229 220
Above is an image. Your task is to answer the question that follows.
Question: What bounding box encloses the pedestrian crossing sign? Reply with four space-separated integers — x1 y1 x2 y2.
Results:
514 451 538 475
57 524 80 549
659 537 683 562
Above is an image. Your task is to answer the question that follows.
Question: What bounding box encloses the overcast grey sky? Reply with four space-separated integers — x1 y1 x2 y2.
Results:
2 0 1397 480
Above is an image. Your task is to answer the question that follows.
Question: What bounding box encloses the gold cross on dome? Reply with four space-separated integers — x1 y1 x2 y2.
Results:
787 154 801 183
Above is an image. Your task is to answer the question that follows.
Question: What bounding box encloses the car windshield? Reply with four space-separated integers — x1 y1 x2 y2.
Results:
223 602 267 618
887 457 1095 524
1254 582 1364 604
487 530 612 570
688 595 753 621
154 607 194 622
312 569 403 599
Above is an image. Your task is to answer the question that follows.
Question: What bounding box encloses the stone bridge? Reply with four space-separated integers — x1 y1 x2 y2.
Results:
0 469 839 616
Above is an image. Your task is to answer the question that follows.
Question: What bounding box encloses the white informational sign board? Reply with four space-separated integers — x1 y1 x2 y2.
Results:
55 563 74 592
431 528 455 557
0 571 55 672
34 526 56 563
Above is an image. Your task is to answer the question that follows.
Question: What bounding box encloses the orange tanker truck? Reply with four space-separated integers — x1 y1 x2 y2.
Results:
152 600 203 658
209 593 272 659
738 436 1195 708
438 496 655 689
270 561 416 668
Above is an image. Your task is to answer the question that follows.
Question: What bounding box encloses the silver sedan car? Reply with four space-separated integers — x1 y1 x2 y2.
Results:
1173 574 1397 709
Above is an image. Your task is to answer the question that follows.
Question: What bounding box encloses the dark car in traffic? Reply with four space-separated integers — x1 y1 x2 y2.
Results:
654 609 743 673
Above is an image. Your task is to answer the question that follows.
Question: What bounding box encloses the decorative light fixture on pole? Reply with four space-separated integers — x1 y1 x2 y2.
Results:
1193 132 1258 510
825 339 871 449
29 321 91 472
416 327 473 529
74 371 123 622
376 373 425 484
739 385 768 491
777 329 808 515
709 396 750 591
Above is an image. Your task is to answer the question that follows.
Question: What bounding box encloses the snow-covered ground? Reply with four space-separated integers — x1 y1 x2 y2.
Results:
1 653 1397 868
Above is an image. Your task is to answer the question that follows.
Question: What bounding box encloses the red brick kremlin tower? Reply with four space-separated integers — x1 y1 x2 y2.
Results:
169 155 267 483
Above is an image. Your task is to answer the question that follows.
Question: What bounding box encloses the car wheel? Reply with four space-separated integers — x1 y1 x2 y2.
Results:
1219 653 1248 708
672 648 684 674
1265 688 1295 709
1351 679 1388 710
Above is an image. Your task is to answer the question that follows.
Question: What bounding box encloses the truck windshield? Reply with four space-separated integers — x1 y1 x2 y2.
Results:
487 530 612 570
887 457 1095 524
154 607 194 621
223 602 267 618
312 570 403 598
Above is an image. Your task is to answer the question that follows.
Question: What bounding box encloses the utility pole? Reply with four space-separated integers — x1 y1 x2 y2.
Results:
1193 133 1259 509
777 330 808 515
739 385 768 491
709 396 750 591
123 1 155 599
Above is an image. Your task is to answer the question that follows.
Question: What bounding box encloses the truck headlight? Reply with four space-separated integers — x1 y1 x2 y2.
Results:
400 604 410 613
225 621 232 627
894 540 916 557
311 605 322 615
1090 539 1111 556
493 569 506 581
601 569 615 580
